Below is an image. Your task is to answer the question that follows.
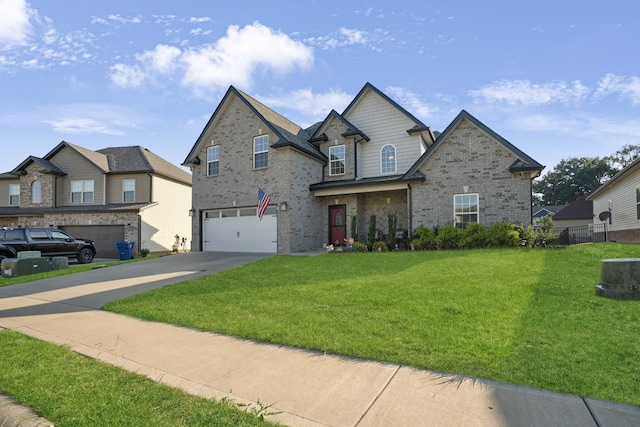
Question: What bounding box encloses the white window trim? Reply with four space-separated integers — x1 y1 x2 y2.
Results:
123 179 135 202
31 180 41 203
329 145 345 176
71 180 94 204
453 193 479 227
253 134 269 169
9 184 19 206
207 146 220 176
381 144 396 174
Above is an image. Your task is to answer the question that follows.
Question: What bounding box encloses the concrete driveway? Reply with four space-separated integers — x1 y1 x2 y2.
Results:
0 251 272 312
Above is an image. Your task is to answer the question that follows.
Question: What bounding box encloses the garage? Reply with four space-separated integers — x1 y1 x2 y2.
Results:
203 207 277 253
61 225 125 259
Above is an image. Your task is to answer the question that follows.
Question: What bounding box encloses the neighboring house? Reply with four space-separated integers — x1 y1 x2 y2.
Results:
0 141 192 258
183 83 544 254
587 156 640 242
532 205 565 224
551 196 593 231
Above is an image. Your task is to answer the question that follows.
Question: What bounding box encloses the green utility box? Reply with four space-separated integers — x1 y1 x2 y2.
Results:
1 257 53 277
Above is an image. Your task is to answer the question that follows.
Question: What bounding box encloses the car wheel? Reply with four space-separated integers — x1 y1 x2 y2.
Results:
77 248 95 264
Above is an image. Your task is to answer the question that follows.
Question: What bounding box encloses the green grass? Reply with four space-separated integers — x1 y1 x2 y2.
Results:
106 243 640 406
0 330 271 427
0 257 155 287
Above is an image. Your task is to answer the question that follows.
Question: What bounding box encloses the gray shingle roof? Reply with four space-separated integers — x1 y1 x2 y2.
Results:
97 146 191 185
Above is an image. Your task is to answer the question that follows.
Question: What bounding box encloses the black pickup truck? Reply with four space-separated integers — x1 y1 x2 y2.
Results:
0 227 97 264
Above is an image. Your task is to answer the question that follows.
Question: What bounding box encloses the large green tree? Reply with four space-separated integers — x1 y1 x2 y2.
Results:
533 157 617 205
533 144 640 206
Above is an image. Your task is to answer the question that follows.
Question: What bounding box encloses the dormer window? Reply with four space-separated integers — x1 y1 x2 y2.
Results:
381 144 396 174
329 145 345 176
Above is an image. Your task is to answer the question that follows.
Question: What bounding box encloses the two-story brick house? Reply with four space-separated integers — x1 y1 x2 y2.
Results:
0 142 192 258
183 83 544 253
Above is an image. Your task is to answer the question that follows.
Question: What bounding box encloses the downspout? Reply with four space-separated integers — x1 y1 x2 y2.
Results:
354 137 358 179
147 172 153 201
407 183 413 237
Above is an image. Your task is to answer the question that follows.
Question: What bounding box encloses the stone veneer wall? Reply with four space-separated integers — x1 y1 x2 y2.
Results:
609 229 640 244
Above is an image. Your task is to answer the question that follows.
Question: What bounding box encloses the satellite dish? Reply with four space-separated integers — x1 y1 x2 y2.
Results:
598 211 611 221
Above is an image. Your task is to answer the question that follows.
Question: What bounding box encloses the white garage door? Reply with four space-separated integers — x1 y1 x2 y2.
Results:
203 207 277 253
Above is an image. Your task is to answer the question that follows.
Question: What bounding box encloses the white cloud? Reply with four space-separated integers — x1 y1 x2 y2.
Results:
0 0 34 46
469 79 589 106
180 22 313 92
108 22 312 94
45 117 124 135
109 63 145 87
106 14 142 25
258 88 353 119
385 86 438 119
594 73 640 105
189 17 211 23
304 27 369 50
135 44 181 74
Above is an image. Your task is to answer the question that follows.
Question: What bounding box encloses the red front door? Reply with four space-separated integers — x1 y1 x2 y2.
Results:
329 205 346 245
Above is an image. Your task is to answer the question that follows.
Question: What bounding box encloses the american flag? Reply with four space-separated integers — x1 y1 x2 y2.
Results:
257 187 271 220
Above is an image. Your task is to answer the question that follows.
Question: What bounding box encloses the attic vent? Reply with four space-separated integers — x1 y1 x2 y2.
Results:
210 139 215 145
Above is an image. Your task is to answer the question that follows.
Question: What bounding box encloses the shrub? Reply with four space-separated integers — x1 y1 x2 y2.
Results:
410 225 437 250
352 241 367 252
371 241 389 252
461 223 489 249
140 248 150 257
488 222 521 247
435 224 463 250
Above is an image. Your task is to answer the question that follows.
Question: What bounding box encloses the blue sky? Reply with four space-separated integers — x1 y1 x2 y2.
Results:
1 0 639 177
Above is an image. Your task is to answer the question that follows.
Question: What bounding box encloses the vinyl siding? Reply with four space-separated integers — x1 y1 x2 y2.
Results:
106 173 152 204
591 166 640 233
50 148 107 206
139 175 192 252
344 90 422 178
0 177 20 207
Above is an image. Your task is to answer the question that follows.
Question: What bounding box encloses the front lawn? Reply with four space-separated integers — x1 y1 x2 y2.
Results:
105 244 640 406
0 330 270 427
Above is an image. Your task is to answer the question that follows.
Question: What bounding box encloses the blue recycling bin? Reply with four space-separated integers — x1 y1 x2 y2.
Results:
116 241 134 260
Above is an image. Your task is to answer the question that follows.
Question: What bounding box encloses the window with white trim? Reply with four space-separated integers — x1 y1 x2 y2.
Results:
253 135 269 169
31 180 41 203
329 145 345 176
454 193 479 228
381 144 396 174
71 180 94 203
123 179 135 202
207 146 219 176
9 184 19 206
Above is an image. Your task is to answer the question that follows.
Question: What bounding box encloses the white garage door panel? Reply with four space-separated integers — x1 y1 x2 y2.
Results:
204 213 277 253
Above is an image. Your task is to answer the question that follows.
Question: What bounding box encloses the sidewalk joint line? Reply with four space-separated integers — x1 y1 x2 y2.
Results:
354 364 401 426
582 397 602 427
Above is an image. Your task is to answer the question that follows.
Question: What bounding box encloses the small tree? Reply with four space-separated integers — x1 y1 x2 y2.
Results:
387 212 397 249
368 214 377 244
350 214 357 240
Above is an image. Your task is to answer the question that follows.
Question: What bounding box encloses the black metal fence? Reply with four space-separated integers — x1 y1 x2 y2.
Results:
555 223 607 245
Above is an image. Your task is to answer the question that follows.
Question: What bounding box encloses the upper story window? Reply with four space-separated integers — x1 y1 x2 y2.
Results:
329 145 345 176
9 184 19 206
71 180 94 203
454 193 479 228
381 144 396 174
31 180 41 203
123 179 135 202
253 135 269 169
207 146 220 176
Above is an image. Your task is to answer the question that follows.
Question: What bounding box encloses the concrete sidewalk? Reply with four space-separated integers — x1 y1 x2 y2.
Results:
1 252 639 426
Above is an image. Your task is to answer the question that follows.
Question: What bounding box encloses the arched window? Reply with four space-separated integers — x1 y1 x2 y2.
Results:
31 180 41 203
381 144 396 174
